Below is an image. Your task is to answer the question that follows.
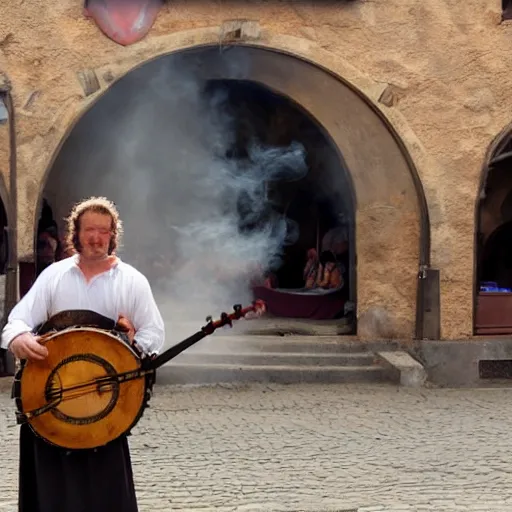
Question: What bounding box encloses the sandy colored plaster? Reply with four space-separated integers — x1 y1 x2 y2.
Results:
2 0 512 339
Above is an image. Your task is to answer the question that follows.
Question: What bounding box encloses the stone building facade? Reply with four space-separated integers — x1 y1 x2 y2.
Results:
0 1 511 378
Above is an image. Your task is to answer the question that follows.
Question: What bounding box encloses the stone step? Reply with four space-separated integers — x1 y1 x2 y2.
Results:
377 350 427 388
240 317 354 336
156 362 397 385
172 317 353 337
172 351 377 366
178 335 401 355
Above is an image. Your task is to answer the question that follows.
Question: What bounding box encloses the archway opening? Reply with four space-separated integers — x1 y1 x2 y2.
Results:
34 44 429 340
202 80 354 325
0 195 10 376
42 56 356 338
475 131 512 334
0 193 8 277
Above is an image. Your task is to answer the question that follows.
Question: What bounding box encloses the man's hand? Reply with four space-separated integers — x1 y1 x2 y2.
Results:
9 332 48 361
116 315 136 344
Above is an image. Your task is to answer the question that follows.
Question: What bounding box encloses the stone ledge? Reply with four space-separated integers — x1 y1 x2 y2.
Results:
156 363 395 386
377 350 427 388
416 337 512 387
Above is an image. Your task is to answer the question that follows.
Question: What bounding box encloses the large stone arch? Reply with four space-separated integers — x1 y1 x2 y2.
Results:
24 40 430 340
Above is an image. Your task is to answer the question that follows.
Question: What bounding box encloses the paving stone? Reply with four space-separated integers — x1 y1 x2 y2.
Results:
0 379 512 511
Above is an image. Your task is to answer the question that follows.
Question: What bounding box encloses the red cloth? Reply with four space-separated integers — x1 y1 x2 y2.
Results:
252 286 345 320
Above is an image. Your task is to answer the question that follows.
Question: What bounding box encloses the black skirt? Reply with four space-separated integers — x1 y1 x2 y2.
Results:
18 424 139 512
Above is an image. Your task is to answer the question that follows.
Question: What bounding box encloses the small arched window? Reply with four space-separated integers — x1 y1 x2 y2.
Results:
0 97 6 125
504 0 512 20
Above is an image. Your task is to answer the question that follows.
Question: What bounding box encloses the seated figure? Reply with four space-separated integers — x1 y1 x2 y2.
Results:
315 250 344 290
303 248 319 289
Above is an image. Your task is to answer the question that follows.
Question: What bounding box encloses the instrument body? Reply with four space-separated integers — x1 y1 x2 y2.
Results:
13 327 151 450
11 301 265 450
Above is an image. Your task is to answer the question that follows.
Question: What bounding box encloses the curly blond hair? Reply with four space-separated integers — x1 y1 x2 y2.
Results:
65 196 123 255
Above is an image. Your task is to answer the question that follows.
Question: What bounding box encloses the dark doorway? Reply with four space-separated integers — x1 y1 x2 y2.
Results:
479 220 512 289
0 196 9 376
503 0 512 20
36 199 63 276
42 49 357 334
202 80 353 313
475 134 512 334
19 199 63 298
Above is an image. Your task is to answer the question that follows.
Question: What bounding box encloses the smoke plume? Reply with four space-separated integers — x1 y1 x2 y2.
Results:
46 52 309 346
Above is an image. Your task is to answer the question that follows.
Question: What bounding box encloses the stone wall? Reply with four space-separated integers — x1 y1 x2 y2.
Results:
0 0 509 340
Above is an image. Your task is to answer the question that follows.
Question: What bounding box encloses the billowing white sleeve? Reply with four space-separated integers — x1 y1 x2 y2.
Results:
1 269 51 349
130 273 165 355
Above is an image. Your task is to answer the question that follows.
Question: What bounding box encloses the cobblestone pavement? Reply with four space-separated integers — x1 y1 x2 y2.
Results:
1 378 512 512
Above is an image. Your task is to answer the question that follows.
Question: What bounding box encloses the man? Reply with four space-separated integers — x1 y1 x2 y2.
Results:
1 196 165 512
36 225 59 274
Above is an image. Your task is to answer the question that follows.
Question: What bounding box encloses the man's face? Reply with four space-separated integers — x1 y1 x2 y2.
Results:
78 211 113 260
37 232 57 264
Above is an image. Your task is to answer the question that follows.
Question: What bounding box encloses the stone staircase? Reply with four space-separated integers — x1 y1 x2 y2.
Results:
156 329 403 386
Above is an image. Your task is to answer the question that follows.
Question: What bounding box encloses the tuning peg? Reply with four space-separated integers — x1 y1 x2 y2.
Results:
220 312 232 328
205 315 213 323
233 304 242 313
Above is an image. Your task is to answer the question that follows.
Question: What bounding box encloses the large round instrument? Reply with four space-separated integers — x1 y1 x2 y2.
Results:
13 327 149 450
12 301 265 450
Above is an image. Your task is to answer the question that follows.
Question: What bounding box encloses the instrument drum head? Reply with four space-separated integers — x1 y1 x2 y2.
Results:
18 327 146 450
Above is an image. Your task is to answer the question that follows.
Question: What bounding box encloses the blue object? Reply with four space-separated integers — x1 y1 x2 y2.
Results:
480 281 512 293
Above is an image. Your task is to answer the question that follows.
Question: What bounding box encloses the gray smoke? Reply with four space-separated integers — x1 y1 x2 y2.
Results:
45 54 309 345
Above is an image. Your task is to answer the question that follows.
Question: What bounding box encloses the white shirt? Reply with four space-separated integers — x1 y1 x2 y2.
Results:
0 255 165 355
